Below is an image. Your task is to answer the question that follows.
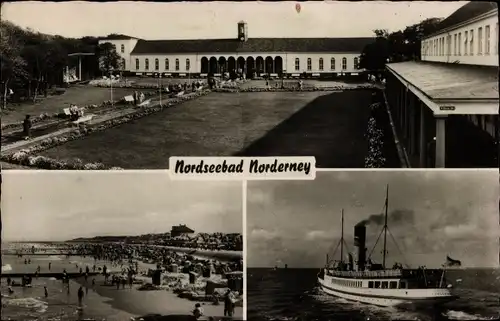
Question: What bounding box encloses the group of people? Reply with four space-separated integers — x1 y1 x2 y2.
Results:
132 91 146 106
69 104 84 121
192 289 237 319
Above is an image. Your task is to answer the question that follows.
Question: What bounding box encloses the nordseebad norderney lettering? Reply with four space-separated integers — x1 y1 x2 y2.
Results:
174 159 311 175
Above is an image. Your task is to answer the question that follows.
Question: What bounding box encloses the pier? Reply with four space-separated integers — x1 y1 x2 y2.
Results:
1 272 101 279
1 253 76 256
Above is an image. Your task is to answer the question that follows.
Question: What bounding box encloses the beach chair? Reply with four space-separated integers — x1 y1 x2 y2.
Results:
138 99 151 107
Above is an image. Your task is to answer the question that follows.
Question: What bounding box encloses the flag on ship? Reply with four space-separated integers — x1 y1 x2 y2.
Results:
444 255 462 267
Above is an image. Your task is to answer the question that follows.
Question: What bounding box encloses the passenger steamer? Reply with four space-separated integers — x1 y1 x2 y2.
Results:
317 186 457 308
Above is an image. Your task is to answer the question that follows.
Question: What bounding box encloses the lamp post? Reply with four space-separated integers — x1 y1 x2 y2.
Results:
159 73 162 107
110 68 113 107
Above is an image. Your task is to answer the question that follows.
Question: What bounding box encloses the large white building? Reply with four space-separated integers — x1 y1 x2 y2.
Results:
98 22 373 78
385 1 498 168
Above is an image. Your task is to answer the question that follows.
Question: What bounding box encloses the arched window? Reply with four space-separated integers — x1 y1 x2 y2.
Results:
145 58 149 70
319 58 324 71
155 58 159 70
342 57 347 70
175 59 179 71
121 58 126 70
307 58 312 71
294 58 300 71
331 58 335 70
165 59 169 70
353 57 359 69
120 44 125 53
135 58 139 70
186 59 190 71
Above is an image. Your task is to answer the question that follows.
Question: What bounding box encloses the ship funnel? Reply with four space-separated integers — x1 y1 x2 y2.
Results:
354 223 367 271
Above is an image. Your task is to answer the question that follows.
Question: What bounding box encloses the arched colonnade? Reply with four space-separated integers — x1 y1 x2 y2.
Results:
200 55 284 77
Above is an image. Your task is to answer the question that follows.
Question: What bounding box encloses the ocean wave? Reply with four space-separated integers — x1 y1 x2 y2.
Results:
2 264 13 272
444 310 497 320
35 255 64 261
3 297 48 314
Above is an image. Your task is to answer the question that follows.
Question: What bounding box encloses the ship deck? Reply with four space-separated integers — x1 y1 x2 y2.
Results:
325 268 444 279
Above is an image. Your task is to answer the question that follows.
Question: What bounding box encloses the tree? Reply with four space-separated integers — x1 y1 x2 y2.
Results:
359 29 390 77
359 18 443 76
97 42 121 75
0 21 28 109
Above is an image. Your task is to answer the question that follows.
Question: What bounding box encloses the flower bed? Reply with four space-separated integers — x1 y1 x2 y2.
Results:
364 99 400 168
364 103 386 168
1 90 212 170
213 85 377 93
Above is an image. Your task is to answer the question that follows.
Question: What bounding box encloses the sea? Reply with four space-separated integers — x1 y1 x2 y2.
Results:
247 268 500 321
1 244 135 321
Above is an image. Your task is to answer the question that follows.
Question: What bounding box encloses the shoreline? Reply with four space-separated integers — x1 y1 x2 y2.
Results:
74 273 243 318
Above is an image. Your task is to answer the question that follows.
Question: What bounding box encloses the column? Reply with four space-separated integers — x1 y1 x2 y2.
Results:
419 102 427 167
435 116 447 168
409 94 416 155
78 56 82 80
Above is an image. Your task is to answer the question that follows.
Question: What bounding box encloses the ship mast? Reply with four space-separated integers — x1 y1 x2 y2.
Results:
340 209 344 264
382 185 388 269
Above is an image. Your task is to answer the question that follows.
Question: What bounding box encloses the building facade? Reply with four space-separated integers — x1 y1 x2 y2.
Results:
99 22 373 78
98 35 139 71
170 224 195 238
385 1 498 168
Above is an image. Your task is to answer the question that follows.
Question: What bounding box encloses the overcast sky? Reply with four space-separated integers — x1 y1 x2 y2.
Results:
2 172 242 242
1 1 466 39
247 170 499 269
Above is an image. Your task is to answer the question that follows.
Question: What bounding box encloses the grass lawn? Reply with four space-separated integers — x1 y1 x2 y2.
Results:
1 86 143 125
40 90 374 168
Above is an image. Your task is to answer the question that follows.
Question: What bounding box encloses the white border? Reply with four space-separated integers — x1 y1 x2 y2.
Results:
242 179 248 320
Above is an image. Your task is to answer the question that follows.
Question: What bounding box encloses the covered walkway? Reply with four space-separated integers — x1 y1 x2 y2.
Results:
385 61 498 168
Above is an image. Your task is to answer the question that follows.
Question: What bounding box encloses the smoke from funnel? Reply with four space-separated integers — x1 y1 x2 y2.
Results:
356 209 414 227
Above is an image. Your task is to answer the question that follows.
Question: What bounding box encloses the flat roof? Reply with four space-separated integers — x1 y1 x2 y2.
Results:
386 61 498 101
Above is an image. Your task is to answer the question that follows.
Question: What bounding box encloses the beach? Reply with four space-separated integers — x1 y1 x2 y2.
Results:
2 242 243 320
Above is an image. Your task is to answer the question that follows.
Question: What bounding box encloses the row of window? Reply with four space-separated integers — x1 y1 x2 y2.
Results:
135 58 189 71
331 278 363 288
294 57 359 71
423 23 499 57
133 57 360 71
331 278 409 289
368 280 407 289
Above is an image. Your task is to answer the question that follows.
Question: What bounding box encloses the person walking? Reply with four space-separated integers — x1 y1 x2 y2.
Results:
44 286 48 298
224 290 234 316
77 286 84 306
23 115 32 140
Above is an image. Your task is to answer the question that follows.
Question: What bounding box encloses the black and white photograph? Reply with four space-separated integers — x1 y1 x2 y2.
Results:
1 172 244 321
247 170 499 321
1 1 497 170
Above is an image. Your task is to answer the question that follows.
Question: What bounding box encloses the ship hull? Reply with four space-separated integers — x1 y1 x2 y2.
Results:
317 277 456 308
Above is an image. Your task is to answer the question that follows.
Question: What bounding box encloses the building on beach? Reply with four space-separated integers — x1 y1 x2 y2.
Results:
171 224 195 238
98 22 373 78
385 1 498 168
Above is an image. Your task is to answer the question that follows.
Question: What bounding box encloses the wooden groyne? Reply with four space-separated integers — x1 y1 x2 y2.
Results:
1 272 101 279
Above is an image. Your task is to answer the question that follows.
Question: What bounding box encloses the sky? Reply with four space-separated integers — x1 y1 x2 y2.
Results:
1 172 242 242
247 170 499 269
1 1 467 40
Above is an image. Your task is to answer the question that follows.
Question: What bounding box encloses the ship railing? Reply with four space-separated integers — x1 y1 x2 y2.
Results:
326 269 403 278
